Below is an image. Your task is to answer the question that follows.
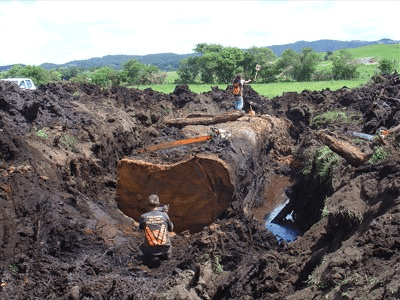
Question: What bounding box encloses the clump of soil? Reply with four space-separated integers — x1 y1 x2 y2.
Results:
1 75 400 299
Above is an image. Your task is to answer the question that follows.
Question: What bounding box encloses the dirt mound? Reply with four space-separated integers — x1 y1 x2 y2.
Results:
1 76 400 299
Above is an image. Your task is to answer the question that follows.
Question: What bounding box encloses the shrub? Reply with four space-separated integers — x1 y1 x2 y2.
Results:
311 69 334 81
331 50 359 80
70 73 90 84
378 58 398 75
89 67 120 88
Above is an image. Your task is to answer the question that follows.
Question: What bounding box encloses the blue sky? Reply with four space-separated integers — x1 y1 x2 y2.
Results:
1 0 399 66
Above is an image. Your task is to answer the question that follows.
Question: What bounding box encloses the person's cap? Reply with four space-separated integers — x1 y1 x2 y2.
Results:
148 194 159 206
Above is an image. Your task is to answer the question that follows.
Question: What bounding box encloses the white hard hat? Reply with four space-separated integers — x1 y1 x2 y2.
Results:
148 195 159 206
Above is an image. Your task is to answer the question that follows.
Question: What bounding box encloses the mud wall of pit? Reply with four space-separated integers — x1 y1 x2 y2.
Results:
116 115 294 233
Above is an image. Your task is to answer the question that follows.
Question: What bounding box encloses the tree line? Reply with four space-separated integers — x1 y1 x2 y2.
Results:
0 60 167 88
177 43 377 84
1 43 398 88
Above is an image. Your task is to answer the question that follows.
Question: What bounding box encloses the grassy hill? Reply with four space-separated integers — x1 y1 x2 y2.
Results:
317 43 400 79
347 43 400 60
266 38 399 56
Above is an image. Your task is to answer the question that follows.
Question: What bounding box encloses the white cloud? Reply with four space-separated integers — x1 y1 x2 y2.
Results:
0 0 399 66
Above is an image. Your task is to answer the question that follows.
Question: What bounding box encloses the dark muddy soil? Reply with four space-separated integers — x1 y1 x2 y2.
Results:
1 74 400 300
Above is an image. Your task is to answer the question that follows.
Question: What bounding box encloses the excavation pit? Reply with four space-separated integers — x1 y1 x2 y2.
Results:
116 114 295 234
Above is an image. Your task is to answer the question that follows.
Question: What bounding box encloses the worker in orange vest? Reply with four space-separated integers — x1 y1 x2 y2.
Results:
139 195 174 260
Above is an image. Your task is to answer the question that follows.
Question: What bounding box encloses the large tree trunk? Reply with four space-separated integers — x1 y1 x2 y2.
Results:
116 115 294 233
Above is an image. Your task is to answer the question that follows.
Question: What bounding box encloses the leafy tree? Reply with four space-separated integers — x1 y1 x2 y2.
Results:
293 48 322 81
275 49 300 81
275 48 321 81
215 47 244 83
89 67 120 87
108 69 122 86
193 43 223 54
378 58 398 75
5 64 24 78
45 70 62 82
138 64 167 84
189 43 248 84
241 51 257 79
179 43 280 83
198 51 219 83
324 51 333 61
192 43 224 83
278 49 299 69
4 64 62 85
331 50 359 80
120 59 166 85
14 65 48 86
244 47 277 82
121 59 142 85
176 57 199 83
60 67 85 80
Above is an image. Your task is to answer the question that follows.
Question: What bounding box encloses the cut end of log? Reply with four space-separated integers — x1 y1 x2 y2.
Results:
116 155 234 233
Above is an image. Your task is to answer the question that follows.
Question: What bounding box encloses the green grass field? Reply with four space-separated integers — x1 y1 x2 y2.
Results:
136 44 400 99
136 80 370 99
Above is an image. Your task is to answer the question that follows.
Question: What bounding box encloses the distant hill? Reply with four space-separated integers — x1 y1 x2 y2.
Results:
0 65 16 72
266 38 399 56
1 39 398 72
40 53 198 72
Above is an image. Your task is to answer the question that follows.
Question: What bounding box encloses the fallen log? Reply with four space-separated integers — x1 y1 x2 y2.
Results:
315 131 369 166
164 110 244 127
116 115 294 233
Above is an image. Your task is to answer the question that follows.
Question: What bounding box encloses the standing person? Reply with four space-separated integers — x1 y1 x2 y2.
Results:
139 195 174 260
232 73 252 110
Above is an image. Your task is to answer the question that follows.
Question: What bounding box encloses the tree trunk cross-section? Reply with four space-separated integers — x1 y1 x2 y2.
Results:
116 115 294 233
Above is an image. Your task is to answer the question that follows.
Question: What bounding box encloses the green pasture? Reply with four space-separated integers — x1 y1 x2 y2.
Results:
253 79 369 99
346 43 400 60
138 71 370 98
136 79 369 99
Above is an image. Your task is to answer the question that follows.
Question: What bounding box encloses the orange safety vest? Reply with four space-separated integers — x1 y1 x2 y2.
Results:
144 224 168 246
233 82 241 95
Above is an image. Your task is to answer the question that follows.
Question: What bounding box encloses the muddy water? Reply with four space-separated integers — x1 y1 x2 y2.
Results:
251 175 299 242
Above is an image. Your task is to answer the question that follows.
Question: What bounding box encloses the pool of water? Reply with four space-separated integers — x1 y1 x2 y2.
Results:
265 199 300 243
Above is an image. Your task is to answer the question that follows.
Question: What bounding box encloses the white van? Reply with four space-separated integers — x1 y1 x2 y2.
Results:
1 78 37 90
